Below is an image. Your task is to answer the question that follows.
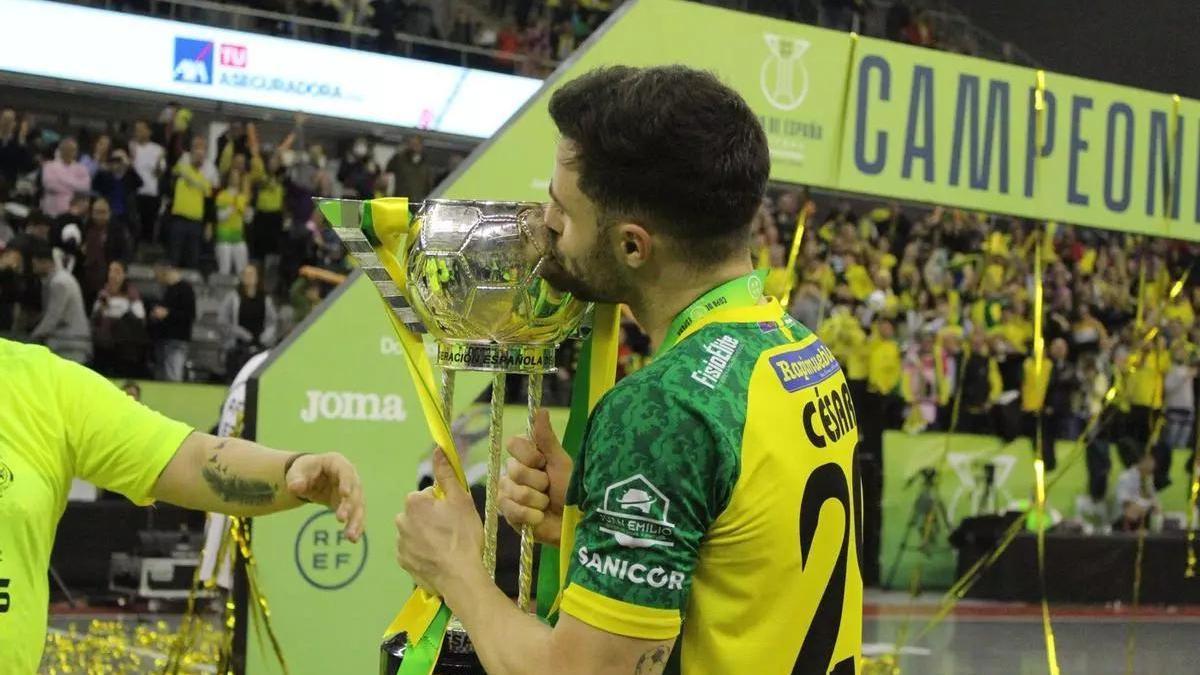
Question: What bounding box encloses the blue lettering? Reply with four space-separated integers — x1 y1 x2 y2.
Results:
949 75 979 188
1103 103 1134 213
1145 111 1183 219
1195 120 1200 224
1067 95 1093 206
855 55 890 175
902 65 935 182
948 77 1008 191
1024 88 1057 198
981 80 1011 192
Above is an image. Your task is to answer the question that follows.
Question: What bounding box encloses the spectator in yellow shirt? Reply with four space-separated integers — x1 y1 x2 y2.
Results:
1021 338 1074 471
215 166 250 276
168 136 212 270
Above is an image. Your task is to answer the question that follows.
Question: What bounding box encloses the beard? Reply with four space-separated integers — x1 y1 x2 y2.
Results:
538 234 632 305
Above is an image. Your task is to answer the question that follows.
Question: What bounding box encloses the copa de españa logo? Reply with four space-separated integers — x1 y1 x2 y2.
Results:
761 33 812 111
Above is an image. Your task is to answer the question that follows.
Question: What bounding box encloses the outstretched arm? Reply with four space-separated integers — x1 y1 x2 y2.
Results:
154 432 364 540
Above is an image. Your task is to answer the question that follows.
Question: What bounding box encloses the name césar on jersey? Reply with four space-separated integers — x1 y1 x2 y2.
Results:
769 341 858 448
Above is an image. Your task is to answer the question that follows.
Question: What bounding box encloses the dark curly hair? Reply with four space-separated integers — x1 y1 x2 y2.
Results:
548 65 770 266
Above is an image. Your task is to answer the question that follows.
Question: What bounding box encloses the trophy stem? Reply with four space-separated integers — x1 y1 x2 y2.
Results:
483 372 506 577
441 368 456 420
518 373 543 612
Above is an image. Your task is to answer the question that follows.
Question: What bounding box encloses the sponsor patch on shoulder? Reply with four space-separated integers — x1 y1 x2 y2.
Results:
758 321 779 333
769 340 841 392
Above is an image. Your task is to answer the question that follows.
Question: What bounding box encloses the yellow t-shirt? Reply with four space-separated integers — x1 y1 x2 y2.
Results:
1128 348 1169 409
1164 298 1195 328
0 340 192 673
867 338 902 395
216 188 248 244
171 162 211 221
845 264 874 301
255 177 284 213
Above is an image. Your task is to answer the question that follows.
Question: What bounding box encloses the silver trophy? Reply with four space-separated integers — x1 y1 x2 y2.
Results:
320 198 588 674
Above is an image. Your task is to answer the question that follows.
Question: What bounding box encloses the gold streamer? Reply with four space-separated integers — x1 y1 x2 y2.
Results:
1123 416 1165 675
228 515 289 674
1167 94 1182 235
830 33 860 183
780 209 810 308
1186 455 1199 578
44 619 223 674
1031 226 1062 675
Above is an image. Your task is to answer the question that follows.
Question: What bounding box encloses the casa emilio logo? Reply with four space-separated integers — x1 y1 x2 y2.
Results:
300 390 407 423
597 475 676 548
761 33 811 111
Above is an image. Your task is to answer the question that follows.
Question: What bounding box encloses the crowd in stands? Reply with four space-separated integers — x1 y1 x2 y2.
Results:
0 104 464 383
77 0 987 79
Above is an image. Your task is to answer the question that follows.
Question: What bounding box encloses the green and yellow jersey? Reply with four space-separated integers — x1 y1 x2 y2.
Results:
0 340 192 673
556 274 863 674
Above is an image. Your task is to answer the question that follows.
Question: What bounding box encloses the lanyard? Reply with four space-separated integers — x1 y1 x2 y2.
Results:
655 269 767 357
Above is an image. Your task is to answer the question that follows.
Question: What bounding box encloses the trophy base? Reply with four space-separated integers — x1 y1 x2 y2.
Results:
435 342 556 375
380 622 486 675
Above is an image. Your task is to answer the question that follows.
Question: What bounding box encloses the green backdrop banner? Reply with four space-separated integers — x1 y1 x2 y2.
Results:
445 0 1200 242
116 380 226 431
881 431 1195 590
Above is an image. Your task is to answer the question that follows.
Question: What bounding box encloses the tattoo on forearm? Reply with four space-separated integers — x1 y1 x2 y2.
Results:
634 646 670 675
202 449 278 505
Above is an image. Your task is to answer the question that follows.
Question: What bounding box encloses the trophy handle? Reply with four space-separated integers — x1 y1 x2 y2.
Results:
518 373 544 612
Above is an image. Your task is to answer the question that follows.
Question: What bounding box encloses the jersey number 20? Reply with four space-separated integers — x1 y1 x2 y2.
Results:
792 462 856 675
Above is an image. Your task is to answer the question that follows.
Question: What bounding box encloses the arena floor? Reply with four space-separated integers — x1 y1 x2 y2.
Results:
46 591 1200 674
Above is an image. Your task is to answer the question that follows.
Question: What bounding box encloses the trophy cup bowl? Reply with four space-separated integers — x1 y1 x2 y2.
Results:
406 199 588 373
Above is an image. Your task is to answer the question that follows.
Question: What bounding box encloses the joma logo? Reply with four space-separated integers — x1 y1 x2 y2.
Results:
300 390 407 423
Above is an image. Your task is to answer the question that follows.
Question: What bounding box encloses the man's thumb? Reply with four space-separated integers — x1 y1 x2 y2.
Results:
532 409 564 459
432 448 468 499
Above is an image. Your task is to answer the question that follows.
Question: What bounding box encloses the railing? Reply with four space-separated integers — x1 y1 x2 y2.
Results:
52 0 559 72
54 0 1037 77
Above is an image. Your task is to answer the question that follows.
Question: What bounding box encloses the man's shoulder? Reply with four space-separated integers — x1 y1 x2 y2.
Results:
0 337 56 366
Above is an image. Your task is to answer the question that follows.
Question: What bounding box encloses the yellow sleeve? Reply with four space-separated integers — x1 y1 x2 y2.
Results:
249 154 266 182
218 142 234 175
56 358 193 505
988 360 1002 402
561 584 680 640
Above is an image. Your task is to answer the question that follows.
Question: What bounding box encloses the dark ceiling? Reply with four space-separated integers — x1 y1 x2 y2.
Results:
949 0 1198 99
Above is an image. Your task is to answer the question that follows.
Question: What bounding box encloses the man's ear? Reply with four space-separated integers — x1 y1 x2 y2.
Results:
614 222 652 269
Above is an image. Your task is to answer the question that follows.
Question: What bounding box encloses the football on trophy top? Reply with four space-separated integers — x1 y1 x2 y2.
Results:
319 198 591 373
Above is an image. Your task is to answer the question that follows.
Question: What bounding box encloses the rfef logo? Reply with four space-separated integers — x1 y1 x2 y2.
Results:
173 37 214 85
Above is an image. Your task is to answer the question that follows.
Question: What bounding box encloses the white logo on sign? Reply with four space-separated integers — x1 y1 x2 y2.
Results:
945 452 1017 522
173 59 210 84
761 33 811 111
299 390 407 423
598 475 676 548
